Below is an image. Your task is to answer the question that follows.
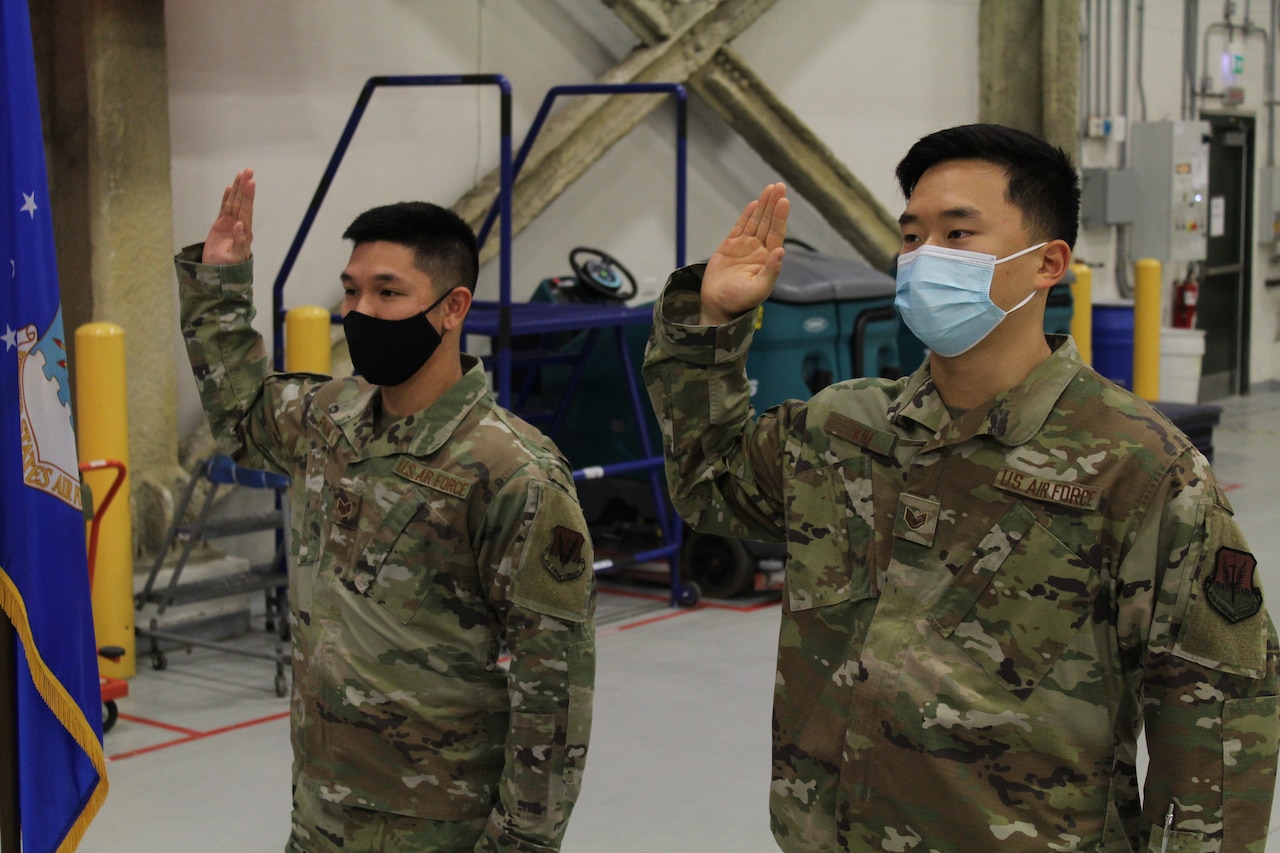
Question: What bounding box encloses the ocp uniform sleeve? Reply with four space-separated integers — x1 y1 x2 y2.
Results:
474 460 595 853
175 243 324 478
1127 447 1279 852
641 265 788 542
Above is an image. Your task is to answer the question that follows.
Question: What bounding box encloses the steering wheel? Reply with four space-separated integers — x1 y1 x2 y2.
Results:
569 247 637 301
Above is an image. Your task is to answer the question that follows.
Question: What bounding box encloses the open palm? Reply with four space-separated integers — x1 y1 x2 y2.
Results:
700 182 789 325
202 169 255 265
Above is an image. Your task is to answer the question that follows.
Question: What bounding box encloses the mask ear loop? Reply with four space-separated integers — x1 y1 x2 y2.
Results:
994 241 1049 266
421 286 457 317
994 241 1049 316
1003 288 1038 316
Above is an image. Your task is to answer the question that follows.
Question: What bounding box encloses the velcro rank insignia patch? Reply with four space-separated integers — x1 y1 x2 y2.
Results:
333 488 361 529
893 493 939 547
543 525 587 582
994 466 1101 511
394 458 472 499
1205 546 1263 623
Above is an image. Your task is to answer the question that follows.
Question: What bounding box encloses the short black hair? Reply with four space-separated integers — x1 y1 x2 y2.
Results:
342 202 480 294
895 124 1080 249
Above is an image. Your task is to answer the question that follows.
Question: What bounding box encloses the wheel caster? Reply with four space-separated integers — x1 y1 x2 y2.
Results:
681 531 754 599
676 581 701 607
275 672 288 698
151 649 168 671
102 700 118 733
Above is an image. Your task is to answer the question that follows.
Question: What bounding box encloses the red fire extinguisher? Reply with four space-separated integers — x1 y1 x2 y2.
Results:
1172 271 1199 329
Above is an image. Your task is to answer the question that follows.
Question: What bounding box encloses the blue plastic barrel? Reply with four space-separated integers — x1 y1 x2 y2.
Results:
1092 302 1134 389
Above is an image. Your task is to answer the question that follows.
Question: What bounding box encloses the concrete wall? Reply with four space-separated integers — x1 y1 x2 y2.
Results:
164 0 984 439
165 0 1280 434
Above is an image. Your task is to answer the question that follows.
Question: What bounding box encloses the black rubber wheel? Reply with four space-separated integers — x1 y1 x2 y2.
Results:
151 649 168 671
102 700 118 733
275 672 288 698
676 581 701 608
681 532 754 599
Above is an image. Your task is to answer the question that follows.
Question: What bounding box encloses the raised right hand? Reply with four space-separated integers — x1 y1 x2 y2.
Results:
699 182 789 325
202 168 255 265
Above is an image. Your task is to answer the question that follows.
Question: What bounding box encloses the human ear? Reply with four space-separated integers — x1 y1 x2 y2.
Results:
440 286 473 332
1035 241 1072 290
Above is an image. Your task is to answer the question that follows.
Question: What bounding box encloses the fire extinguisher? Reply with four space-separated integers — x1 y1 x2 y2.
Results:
1172 269 1199 329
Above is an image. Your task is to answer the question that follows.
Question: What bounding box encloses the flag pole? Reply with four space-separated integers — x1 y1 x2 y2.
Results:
0 608 20 852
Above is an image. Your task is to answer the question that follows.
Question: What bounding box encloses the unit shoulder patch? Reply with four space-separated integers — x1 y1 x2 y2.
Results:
543 525 587 582
1205 546 1263 623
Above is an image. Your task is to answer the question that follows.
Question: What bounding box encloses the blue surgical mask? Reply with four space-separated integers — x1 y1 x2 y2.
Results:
894 242 1047 357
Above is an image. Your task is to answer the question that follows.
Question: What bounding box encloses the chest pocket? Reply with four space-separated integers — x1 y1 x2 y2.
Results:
929 502 1101 699
784 451 876 613
336 482 444 625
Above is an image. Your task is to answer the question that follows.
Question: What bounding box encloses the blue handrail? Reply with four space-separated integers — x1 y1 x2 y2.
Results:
470 81 685 409
475 82 687 267
271 74 512 371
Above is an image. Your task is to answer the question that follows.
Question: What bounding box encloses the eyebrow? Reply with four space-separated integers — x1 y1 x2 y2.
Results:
339 271 405 284
898 206 985 227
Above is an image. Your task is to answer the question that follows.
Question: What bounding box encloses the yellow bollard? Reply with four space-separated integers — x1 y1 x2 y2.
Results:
285 306 333 375
1132 258 1162 401
74 322 135 678
1069 262 1093 365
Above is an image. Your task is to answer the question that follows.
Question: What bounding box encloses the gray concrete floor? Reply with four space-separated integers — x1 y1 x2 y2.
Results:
79 388 1280 852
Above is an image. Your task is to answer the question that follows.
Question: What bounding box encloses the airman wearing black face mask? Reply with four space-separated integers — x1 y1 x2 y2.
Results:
341 285 455 387
175 171 596 853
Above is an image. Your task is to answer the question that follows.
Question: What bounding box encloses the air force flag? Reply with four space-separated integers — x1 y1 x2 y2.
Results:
1 1 109 850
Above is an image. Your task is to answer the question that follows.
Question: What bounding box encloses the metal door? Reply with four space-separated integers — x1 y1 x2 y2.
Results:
1201 114 1254 398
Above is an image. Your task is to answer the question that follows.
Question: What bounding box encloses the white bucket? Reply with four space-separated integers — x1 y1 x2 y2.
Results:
1159 327 1206 403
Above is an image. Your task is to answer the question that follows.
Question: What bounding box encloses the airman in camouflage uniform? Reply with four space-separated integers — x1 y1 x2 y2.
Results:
644 127 1279 851
175 170 595 853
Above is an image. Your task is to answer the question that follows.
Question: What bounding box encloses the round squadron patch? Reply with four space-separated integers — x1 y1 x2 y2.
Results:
1205 546 1262 623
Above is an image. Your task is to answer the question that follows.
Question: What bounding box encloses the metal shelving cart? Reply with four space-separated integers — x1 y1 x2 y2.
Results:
134 454 291 697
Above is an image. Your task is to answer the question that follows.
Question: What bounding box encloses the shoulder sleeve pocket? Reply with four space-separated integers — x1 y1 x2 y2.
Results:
1173 504 1268 678
512 481 594 624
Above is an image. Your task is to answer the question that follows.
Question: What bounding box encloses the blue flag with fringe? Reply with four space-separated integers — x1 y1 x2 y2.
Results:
1 2 109 850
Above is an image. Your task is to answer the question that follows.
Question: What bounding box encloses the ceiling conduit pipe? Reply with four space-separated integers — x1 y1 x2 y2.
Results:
1185 0 1200 119
1137 0 1150 122
1201 1 1269 107
1263 0 1276 166
1106 0 1114 119
1084 0 1094 123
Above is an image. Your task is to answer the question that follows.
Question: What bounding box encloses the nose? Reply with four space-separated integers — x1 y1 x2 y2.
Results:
345 291 376 318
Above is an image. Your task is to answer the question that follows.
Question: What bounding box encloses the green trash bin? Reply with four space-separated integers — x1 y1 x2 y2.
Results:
746 245 899 412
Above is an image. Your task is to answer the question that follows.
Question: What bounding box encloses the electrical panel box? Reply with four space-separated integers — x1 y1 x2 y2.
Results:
1256 164 1280 255
1129 120 1210 265
1081 167 1138 227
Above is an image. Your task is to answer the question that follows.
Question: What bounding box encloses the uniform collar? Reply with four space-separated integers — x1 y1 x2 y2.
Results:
326 353 491 458
888 336 1086 446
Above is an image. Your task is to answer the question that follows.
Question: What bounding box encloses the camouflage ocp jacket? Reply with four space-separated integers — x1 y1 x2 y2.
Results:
643 265 1279 853
176 245 595 852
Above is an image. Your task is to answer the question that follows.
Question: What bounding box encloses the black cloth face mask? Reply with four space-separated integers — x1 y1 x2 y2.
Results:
341 288 454 387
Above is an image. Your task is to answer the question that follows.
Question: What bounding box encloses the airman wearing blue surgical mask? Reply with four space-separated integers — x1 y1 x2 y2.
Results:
642 124 1279 852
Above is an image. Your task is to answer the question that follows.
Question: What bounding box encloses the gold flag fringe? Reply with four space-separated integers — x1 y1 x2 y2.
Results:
0 565 109 851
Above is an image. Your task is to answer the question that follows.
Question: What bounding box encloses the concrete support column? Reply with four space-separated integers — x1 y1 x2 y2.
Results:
30 0 182 558
979 0 1079 160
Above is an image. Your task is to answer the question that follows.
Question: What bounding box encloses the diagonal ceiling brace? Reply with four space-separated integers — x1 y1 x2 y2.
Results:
689 46 901 270
453 0 779 266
